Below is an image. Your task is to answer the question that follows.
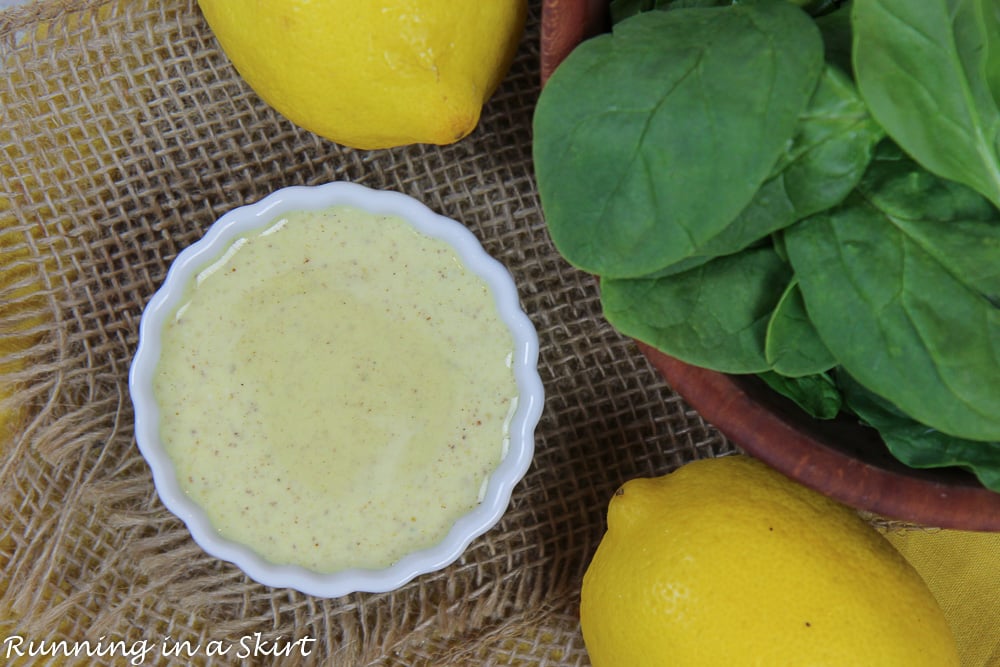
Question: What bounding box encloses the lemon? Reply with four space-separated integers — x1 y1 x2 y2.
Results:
196 0 526 149
580 455 960 667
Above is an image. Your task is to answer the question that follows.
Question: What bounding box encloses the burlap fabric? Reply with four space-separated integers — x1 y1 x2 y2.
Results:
0 1 734 664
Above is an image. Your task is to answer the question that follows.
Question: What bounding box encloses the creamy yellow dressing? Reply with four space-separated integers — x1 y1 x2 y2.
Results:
153 206 517 573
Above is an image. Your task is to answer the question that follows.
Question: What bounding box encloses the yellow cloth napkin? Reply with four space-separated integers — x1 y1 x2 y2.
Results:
883 528 1000 667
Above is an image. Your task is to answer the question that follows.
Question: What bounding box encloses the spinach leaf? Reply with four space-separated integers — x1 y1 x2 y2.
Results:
610 0 849 23
858 143 1000 302
708 66 881 255
632 64 881 279
814 0 853 77
533 2 824 278
758 370 843 419
609 0 658 25
838 371 1000 492
798 0 851 17
608 0 704 24
756 64 879 210
772 231 789 263
784 148 1000 441
764 279 836 376
853 0 1000 207
601 245 791 373
988 3 1000 110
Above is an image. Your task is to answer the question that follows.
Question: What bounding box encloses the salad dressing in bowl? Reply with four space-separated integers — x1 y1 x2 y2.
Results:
130 182 543 596
153 207 517 573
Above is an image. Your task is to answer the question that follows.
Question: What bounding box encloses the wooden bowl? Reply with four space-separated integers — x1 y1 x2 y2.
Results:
539 1 1000 530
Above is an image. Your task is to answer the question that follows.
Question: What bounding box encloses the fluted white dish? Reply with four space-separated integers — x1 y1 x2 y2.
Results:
129 181 544 597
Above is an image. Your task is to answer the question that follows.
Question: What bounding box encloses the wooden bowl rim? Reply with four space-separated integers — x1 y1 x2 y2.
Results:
638 343 1000 530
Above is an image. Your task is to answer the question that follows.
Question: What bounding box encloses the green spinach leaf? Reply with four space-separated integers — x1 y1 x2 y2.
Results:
853 0 1000 206
987 2 1000 110
838 371 1000 492
609 0 657 25
784 147 1000 441
601 245 791 373
534 2 824 278
814 0 853 77
609 0 700 24
764 279 836 376
630 64 881 279
758 370 843 419
693 65 881 260
610 0 849 23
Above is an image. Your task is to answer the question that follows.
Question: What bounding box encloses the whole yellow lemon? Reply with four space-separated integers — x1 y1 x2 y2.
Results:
580 455 960 667
196 0 526 149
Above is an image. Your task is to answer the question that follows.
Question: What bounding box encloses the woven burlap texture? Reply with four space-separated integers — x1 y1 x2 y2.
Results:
0 1 734 664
